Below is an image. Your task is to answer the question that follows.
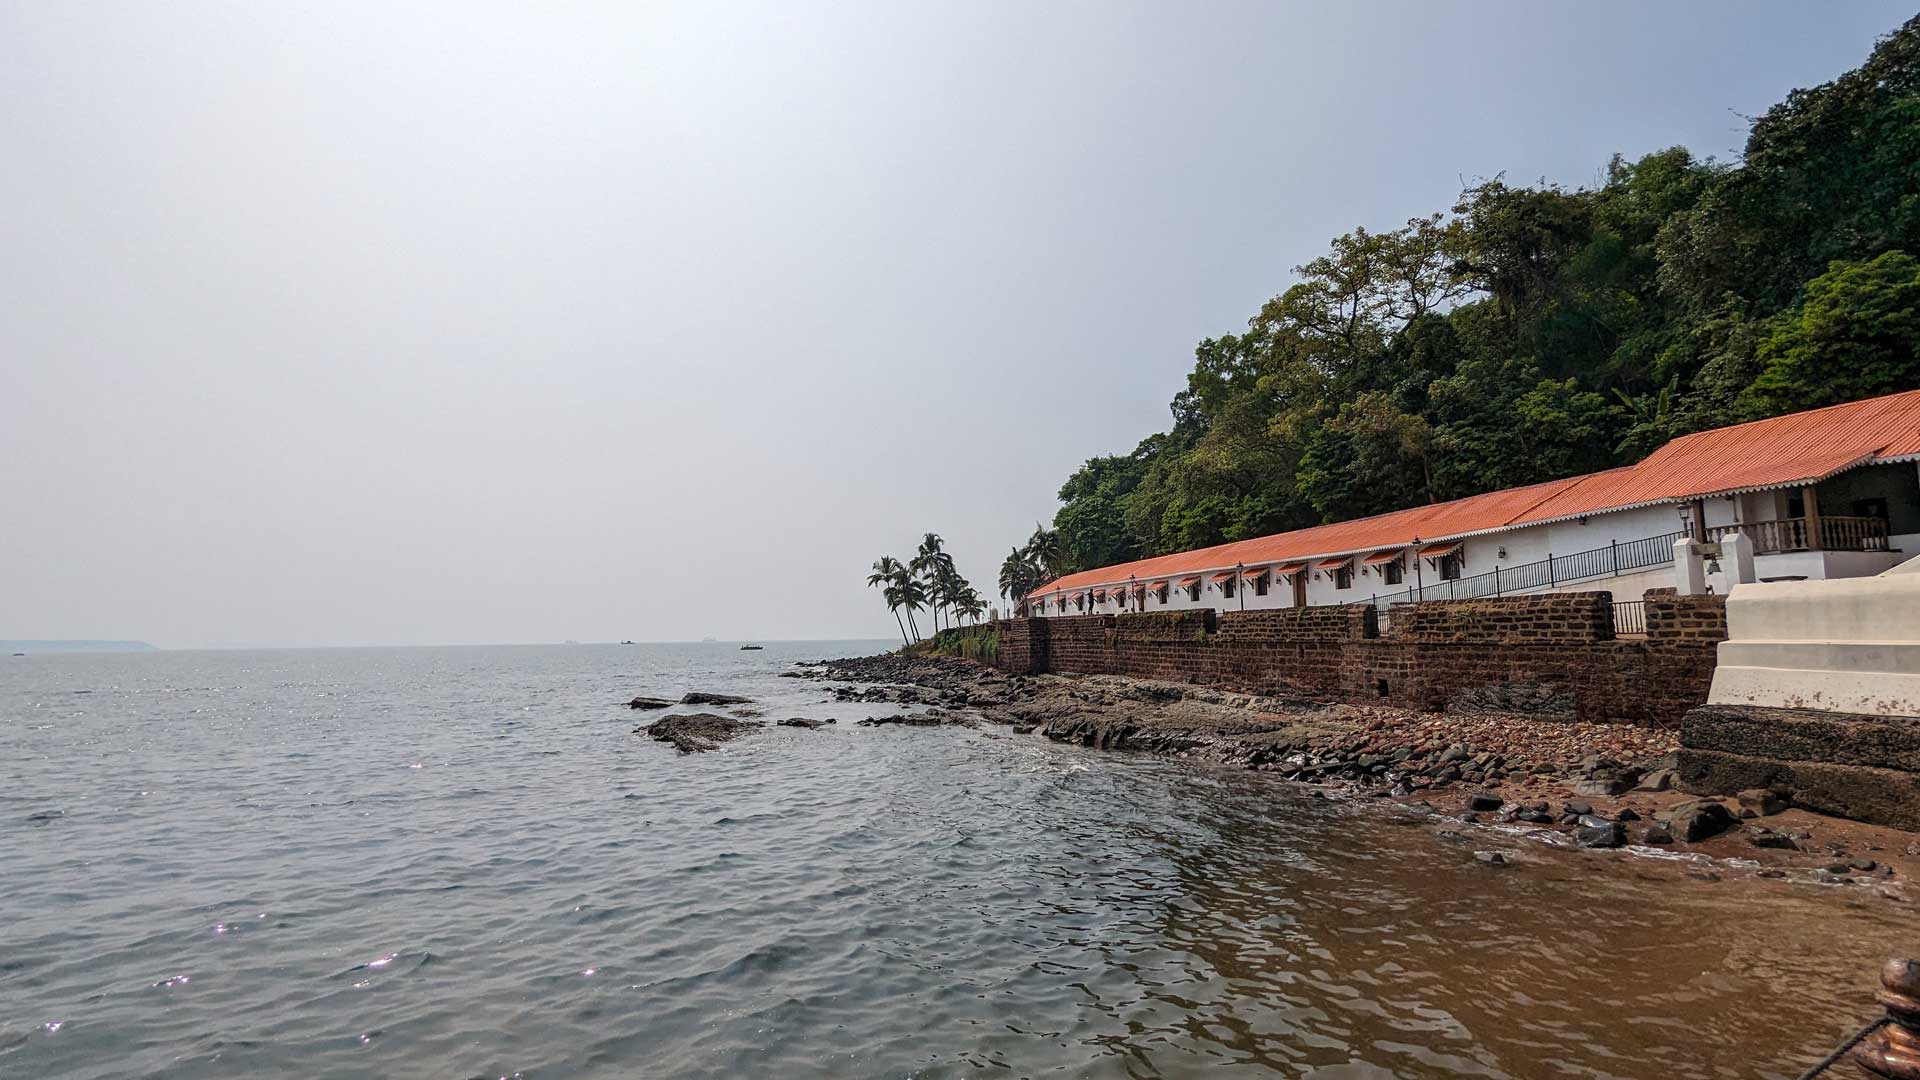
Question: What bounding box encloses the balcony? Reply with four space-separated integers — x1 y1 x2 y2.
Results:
1707 515 1890 554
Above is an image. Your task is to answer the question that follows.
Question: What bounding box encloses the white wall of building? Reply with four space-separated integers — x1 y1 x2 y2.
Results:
1031 502 1688 617
1028 463 1919 618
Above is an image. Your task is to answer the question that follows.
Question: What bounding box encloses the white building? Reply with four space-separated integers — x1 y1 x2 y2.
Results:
1025 390 1920 620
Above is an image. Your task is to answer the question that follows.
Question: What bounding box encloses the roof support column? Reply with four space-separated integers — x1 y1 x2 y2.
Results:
1804 484 1823 551
1691 498 1708 543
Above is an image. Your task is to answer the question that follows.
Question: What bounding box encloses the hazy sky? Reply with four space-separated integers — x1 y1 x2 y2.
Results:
2 2 1910 648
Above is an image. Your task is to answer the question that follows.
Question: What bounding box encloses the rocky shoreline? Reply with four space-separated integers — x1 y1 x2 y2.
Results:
788 654 1920 898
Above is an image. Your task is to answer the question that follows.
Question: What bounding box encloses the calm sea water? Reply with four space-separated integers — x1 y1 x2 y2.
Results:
1 642 1909 1079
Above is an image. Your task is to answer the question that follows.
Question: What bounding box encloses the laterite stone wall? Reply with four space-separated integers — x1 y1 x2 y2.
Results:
995 589 1725 728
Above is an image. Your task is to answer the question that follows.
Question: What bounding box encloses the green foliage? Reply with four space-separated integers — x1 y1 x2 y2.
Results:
1740 251 1920 416
1039 15 1920 568
907 625 998 662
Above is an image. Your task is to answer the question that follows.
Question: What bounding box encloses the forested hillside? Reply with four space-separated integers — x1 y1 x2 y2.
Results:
1047 15 1920 578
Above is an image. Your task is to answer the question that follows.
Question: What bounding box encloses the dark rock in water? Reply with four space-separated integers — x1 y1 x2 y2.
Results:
1850 858 1878 872
1615 808 1640 822
1466 792 1504 812
681 691 753 706
26 809 64 824
639 713 763 752
778 717 827 729
1641 825 1674 845
1563 801 1594 817
1575 822 1627 849
860 708 973 728
1576 814 1613 829
1474 851 1508 866
627 696 675 710
1747 828 1797 850
1659 799 1737 843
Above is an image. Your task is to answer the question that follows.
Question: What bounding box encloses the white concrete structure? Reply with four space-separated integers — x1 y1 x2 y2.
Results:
1707 555 1920 718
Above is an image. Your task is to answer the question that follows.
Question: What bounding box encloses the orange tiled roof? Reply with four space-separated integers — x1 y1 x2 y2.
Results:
1027 389 1920 599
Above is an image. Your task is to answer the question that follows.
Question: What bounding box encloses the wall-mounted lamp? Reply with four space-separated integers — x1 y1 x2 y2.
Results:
1497 546 1507 559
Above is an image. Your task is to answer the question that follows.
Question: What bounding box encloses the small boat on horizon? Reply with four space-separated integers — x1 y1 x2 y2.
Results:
739 644 763 651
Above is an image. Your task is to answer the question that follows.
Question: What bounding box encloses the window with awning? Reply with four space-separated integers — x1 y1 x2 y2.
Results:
1317 555 1355 590
1275 562 1308 578
1177 575 1202 600
1363 548 1406 585
1421 540 1464 580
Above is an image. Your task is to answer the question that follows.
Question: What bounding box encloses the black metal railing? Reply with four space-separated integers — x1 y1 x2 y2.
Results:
1612 600 1647 636
1368 531 1685 612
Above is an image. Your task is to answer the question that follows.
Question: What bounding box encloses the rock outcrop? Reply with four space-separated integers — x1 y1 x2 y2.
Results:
639 713 763 752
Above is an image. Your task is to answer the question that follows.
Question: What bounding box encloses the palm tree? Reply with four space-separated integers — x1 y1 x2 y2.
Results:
896 574 928 642
912 533 956 632
869 555 911 645
955 587 987 626
934 561 970 633
998 546 1040 617
1025 525 1067 580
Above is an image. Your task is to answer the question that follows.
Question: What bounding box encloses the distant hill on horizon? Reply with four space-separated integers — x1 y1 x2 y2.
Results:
3 640 158 653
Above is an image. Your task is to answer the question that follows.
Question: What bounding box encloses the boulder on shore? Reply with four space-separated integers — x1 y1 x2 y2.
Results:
1656 799 1737 843
639 713 763 752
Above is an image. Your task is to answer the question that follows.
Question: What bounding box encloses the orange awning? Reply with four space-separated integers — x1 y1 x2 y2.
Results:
1420 540 1462 560
1275 562 1308 577
1315 556 1353 570
1210 571 1238 584
1362 548 1404 566
1243 566 1271 579
1176 575 1201 588
1091 588 1107 601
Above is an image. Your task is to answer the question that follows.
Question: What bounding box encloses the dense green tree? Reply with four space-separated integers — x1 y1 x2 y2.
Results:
1013 15 1920 580
1740 251 1920 416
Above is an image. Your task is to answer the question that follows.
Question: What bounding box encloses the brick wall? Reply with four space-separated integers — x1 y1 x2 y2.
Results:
1389 591 1612 644
1215 604 1375 643
1645 591 1729 644
994 589 1726 728
995 617 1048 675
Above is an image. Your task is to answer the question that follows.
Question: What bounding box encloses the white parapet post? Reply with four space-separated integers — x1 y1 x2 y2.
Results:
1673 536 1707 596
1722 530 1757 585
1708 573 1920 716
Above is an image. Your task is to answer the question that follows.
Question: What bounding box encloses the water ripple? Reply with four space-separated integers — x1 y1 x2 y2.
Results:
0 642 1908 1079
